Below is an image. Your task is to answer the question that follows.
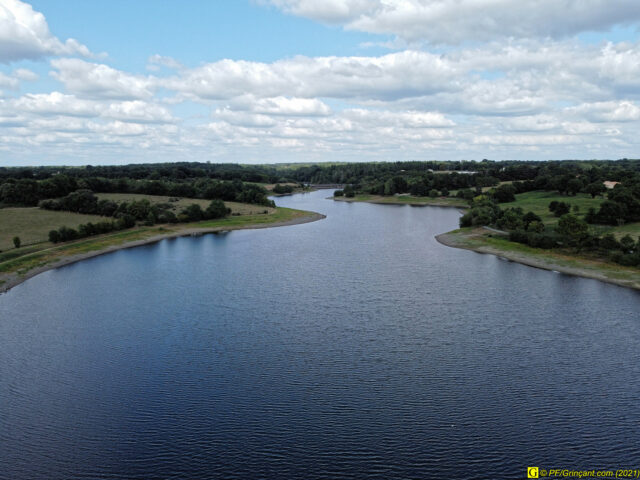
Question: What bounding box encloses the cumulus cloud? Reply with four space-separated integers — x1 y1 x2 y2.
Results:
12 92 97 116
0 71 18 90
165 51 459 102
3 92 174 125
50 58 155 99
7 3 640 164
244 96 331 116
0 0 90 62
568 101 640 122
268 0 640 44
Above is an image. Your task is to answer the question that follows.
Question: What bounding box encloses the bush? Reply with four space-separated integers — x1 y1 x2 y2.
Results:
527 220 545 233
492 184 516 203
205 199 230 219
509 230 529 244
180 204 204 222
272 184 294 194
549 201 570 217
49 230 60 243
459 212 473 227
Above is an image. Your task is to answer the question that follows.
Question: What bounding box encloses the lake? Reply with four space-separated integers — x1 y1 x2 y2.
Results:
1 189 639 479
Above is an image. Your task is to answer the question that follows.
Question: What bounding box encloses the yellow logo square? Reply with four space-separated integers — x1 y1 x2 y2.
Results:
528 467 539 478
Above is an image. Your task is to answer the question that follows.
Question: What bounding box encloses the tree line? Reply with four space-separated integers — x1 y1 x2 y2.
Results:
47 196 231 244
0 176 275 208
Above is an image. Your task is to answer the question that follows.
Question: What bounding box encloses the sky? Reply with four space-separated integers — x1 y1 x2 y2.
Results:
2 1 640 165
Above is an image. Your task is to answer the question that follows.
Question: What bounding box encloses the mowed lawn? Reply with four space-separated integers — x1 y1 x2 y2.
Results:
509 190 640 239
96 193 276 215
0 208 105 250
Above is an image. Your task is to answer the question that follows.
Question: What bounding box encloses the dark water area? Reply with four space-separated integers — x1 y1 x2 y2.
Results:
1 190 639 480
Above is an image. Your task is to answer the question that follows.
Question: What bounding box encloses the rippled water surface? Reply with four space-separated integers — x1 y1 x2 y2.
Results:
1 190 640 480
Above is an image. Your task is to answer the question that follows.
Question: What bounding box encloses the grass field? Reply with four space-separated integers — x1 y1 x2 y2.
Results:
96 193 275 216
0 195 276 251
507 191 640 239
0 208 105 250
508 191 603 225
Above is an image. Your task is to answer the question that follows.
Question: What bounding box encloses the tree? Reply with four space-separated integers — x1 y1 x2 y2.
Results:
180 204 204 222
620 235 635 253
599 233 620 252
586 182 606 198
566 178 583 196
13 236 21 248
556 214 589 246
429 189 439 198
205 199 230 219
527 220 545 233
343 185 355 198
49 230 60 243
549 201 570 217
497 209 524 231
273 184 293 194
492 184 516 203
595 200 627 225
522 211 542 229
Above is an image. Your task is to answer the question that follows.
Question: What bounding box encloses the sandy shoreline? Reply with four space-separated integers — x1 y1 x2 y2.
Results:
0 211 325 295
436 230 640 292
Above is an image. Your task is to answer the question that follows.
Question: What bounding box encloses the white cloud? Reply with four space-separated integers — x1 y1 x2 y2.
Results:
102 101 173 123
13 68 38 81
4 92 174 124
147 54 184 71
50 58 155 99
165 51 459 102
242 96 331 116
6 6 640 164
568 101 640 122
0 0 90 62
0 71 18 89
11 92 97 116
268 0 640 44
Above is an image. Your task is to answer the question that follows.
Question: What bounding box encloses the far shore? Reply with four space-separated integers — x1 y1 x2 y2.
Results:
436 228 640 292
0 210 324 295
333 195 468 209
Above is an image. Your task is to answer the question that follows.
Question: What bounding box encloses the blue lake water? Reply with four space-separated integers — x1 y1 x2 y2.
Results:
1 189 639 479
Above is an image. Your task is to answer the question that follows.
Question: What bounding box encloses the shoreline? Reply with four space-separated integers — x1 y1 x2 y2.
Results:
436 229 640 292
0 211 325 295
332 195 468 209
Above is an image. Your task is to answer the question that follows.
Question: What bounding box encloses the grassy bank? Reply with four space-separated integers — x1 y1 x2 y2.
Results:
0 206 322 293
437 227 640 291
0 196 277 252
334 194 468 208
